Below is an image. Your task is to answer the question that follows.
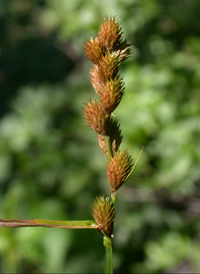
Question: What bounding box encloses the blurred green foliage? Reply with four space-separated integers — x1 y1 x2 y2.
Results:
0 0 200 273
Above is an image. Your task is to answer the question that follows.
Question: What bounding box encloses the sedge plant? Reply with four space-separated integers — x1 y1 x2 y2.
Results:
0 16 143 274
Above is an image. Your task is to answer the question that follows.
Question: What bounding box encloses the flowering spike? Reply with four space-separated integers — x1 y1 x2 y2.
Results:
92 196 115 237
84 16 134 197
107 150 133 194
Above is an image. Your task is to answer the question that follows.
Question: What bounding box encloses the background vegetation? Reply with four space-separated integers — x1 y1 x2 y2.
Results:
0 0 200 273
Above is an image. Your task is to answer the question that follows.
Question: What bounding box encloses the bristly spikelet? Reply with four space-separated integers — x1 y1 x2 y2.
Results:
107 150 133 193
100 78 124 113
84 37 104 64
83 99 109 135
98 17 132 60
98 17 122 51
97 52 121 83
92 196 115 237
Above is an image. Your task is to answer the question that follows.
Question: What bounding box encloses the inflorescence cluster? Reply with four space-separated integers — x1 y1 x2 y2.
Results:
83 17 133 238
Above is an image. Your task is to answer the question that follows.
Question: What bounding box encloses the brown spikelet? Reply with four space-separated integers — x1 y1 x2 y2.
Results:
107 150 133 193
92 196 115 237
100 78 124 113
98 17 122 51
98 17 133 60
83 99 109 135
84 37 104 64
98 52 121 83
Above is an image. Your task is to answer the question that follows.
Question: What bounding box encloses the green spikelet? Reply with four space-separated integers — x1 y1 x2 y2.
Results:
92 196 115 237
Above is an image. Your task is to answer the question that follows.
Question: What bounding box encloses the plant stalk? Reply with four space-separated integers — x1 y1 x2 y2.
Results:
103 236 113 274
0 218 98 229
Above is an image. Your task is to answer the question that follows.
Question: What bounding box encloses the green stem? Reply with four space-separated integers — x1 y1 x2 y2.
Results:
106 135 113 160
103 236 113 274
0 218 98 229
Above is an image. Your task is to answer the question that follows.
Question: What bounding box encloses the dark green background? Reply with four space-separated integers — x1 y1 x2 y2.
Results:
0 0 200 273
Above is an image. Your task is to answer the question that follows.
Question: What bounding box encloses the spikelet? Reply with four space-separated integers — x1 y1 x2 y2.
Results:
107 150 133 193
100 78 124 113
92 196 115 237
84 37 104 64
97 52 121 83
83 99 109 135
98 17 123 51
